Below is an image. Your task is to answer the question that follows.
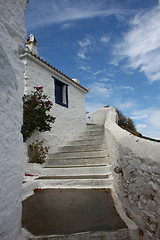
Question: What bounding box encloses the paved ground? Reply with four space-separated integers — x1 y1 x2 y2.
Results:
22 189 127 236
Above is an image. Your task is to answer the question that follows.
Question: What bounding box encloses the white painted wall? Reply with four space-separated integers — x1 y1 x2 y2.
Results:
91 107 160 240
0 0 27 239
21 53 87 153
86 107 115 125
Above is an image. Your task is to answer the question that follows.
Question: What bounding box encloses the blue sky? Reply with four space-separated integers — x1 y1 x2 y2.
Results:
25 0 160 138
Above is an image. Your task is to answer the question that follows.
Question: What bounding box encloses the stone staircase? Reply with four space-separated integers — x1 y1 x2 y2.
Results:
23 124 138 240
43 124 113 188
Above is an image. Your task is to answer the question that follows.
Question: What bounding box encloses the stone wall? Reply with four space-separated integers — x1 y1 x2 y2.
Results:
21 53 87 153
98 107 160 240
0 1 27 239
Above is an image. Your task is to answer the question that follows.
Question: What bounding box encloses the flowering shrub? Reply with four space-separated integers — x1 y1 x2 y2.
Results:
21 87 55 141
28 139 49 164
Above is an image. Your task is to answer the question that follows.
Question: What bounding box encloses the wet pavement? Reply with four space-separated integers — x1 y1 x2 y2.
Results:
22 189 127 236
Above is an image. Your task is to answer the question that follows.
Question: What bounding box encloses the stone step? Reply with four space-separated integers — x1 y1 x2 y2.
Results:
86 124 104 129
77 134 105 140
85 129 104 133
68 139 105 146
25 229 131 240
28 165 111 176
58 144 106 153
23 179 113 202
80 129 105 136
31 176 113 189
23 177 114 194
46 156 110 168
48 150 108 159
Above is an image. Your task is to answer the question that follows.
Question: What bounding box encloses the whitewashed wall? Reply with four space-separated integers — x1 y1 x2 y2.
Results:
21 54 87 153
91 107 160 240
0 0 27 239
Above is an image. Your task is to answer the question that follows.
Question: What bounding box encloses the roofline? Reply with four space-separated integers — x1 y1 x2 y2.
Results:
20 50 89 94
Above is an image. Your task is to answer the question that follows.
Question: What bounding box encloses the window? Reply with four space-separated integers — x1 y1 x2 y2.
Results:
54 78 68 107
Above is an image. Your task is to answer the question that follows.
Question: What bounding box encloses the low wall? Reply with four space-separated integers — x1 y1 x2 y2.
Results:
91 107 160 240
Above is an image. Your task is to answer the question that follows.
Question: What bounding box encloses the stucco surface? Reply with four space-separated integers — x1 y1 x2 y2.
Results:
0 1 27 239
21 53 87 153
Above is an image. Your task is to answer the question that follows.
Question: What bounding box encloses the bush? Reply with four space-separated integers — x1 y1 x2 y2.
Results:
28 139 49 164
21 87 56 141
116 109 142 137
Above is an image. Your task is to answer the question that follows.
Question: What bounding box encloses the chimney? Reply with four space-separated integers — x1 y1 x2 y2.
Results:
72 78 80 84
26 34 38 56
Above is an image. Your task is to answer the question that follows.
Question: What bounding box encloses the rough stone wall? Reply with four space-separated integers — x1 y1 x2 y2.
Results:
0 1 27 239
103 107 160 240
21 54 87 153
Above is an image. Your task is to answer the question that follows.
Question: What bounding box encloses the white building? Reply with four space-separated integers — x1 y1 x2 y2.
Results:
20 34 89 153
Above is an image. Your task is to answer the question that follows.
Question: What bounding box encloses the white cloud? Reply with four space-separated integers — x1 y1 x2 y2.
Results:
132 109 160 129
136 124 147 129
131 113 148 120
77 35 97 60
78 38 93 48
60 22 74 30
78 65 91 71
100 36 110 43
93 70 103 76
86 82 112 99
119 85 134 91
143 96 151 99
86 81 136 112
115 100 137 110
94 83 111 95
26 0 134 30
148 110 160 129
86 102 105 113
77 52 86 59
110 60 119 67
100 77 110 82
115 6 160 83
130 108 160 139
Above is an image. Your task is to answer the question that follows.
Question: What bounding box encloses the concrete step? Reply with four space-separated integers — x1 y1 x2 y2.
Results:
68 138 105 146
23 176 114 192
48 150 108 159
46 156 111 168
80 129 105 136
32 176 113 189
86 124 104 129
77 134 105 140
84 131 104 135
27 165 111 176
58 144 106 153
25 229 131 240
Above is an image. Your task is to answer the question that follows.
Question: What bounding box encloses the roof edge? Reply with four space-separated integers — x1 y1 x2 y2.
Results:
20 50 89 93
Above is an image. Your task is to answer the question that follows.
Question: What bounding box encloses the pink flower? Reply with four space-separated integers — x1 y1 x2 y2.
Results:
34 86 43 90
